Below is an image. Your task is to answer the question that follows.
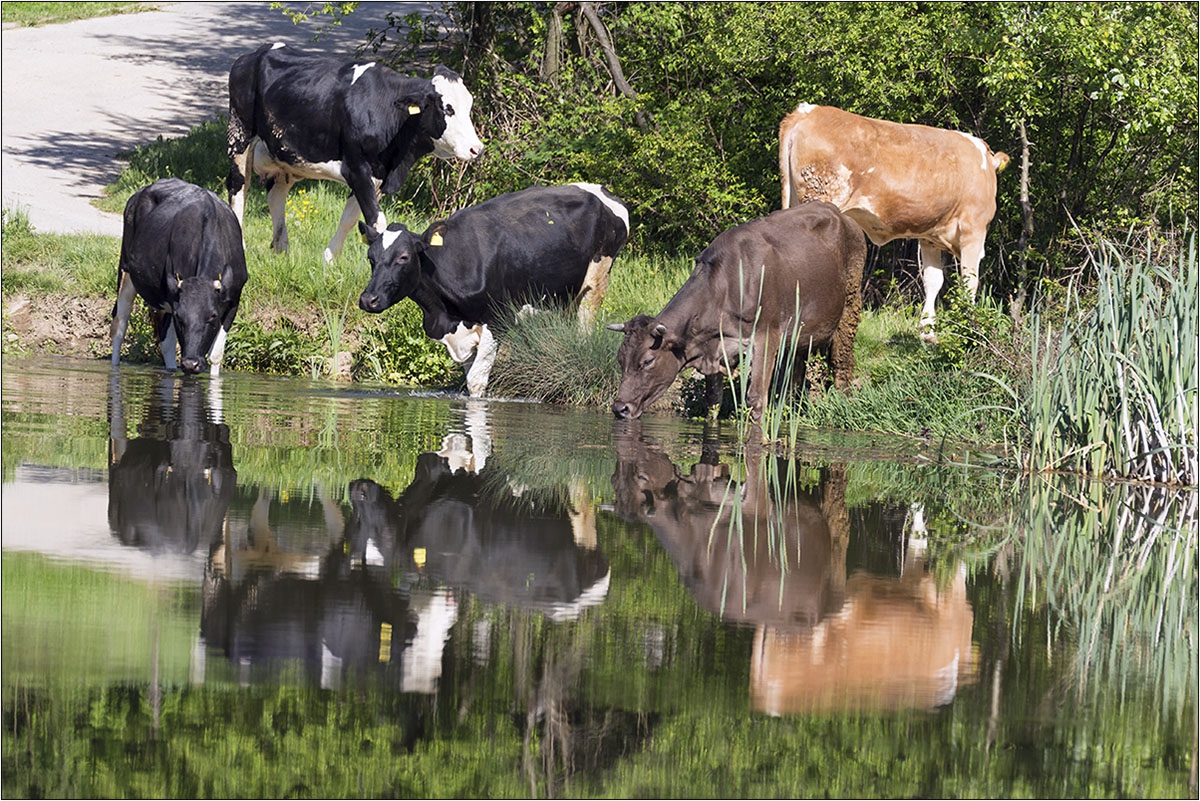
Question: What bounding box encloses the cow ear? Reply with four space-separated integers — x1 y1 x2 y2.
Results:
358 220 380 244
425 223 447 248
395 93 425 118
216 263 235 292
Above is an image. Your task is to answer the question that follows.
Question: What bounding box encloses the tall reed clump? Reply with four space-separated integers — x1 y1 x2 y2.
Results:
993 235 1197 485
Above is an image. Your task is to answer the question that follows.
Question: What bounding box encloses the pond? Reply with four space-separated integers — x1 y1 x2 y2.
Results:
2 357 1195 798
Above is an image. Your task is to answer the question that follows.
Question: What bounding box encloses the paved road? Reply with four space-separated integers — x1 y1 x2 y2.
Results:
1 2 426 236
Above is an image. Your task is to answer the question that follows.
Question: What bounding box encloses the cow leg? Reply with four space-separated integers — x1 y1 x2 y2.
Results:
919 243 946 344
265 175 295 253
344 164 386 234
226 108 255 225
576 254 614 328
324 196 364 263
959 236 985 302
704 373 724 421
228 143 253 227
465 325 497 398
109 271 138 367
747 329 783 424
207 327 229 377
206 304 239 377
157 315 178 371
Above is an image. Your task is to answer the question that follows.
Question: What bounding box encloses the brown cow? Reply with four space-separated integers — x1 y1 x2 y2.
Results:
779 103 1009 342
609 201 865 422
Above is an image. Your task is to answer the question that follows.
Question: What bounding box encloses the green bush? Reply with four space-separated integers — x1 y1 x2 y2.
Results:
356 311 458 389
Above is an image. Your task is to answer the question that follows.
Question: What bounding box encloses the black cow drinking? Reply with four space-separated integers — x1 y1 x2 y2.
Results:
110 178 248 376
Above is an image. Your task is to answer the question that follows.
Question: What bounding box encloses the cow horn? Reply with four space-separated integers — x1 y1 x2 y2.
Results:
653 324 667 338
605 323 625 333
212 279 222 290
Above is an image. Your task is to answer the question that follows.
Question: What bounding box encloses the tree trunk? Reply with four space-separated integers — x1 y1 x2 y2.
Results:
541 3 570 87
578 2 649 130
1011 119 1034 326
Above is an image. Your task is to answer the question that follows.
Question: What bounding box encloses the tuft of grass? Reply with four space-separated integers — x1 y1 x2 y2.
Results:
489 305 622 405
1 208 118 296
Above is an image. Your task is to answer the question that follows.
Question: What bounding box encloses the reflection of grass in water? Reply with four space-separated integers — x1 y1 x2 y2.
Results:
1017 476 1197 718
1 553 195 686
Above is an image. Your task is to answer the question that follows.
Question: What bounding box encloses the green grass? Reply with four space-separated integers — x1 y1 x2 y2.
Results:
1 208 118 296
1 2 154 27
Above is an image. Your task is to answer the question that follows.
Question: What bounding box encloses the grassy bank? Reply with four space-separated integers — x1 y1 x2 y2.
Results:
2 119 1196 482
0 2 154 27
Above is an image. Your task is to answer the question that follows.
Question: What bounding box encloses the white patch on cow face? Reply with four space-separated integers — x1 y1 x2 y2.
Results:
439 322 484 363
380 226 404 252
570 182 630 233
430 73 484 161
271 42 286 50
954 131 990 170
351 62 376 85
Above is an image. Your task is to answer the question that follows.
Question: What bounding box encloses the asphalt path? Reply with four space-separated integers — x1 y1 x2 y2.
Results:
1 2 427 236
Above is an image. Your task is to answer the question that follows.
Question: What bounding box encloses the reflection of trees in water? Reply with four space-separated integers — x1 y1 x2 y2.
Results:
508 610 656 797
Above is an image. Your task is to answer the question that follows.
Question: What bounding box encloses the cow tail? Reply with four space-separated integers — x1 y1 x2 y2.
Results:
779 122 795 210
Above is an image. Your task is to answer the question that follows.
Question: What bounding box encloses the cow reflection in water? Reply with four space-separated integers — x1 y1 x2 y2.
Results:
350 453 610 621
203 485 448 692
201 413 609 691
612 426 978 714
108 376 235 555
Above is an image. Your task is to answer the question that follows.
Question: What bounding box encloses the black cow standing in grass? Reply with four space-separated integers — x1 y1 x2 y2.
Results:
357 183 630 397
110 178 248 376
227 43 484 262
609 201 865 423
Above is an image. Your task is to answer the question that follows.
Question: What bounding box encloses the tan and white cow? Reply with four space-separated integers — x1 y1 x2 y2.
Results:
779 104 1009 341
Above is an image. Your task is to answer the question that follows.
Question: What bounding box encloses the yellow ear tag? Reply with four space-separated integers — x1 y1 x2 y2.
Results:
413 547 427 567
408 105 421 114
429 232 444 247
361 231 370 244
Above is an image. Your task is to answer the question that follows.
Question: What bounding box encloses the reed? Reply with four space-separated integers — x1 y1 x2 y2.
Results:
988 235 1197 485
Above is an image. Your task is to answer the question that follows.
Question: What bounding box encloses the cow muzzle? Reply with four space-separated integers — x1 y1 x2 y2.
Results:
181 356 207 374
611 400 641 420
359 293 385 314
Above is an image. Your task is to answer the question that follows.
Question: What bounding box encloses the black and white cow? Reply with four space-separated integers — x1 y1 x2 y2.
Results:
227 43 484 262
110 178 248 376
357 183 630 396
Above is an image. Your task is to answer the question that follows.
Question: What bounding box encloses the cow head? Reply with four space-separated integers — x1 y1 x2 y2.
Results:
608 315 686 420
166 265 237 374
429 65 484 162
358 222 427 314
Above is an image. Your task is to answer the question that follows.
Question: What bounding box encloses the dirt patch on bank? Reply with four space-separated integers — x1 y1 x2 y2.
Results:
4 293 113 360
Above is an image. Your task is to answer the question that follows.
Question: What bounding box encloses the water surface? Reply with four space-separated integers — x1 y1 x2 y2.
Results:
2 357 1194 797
